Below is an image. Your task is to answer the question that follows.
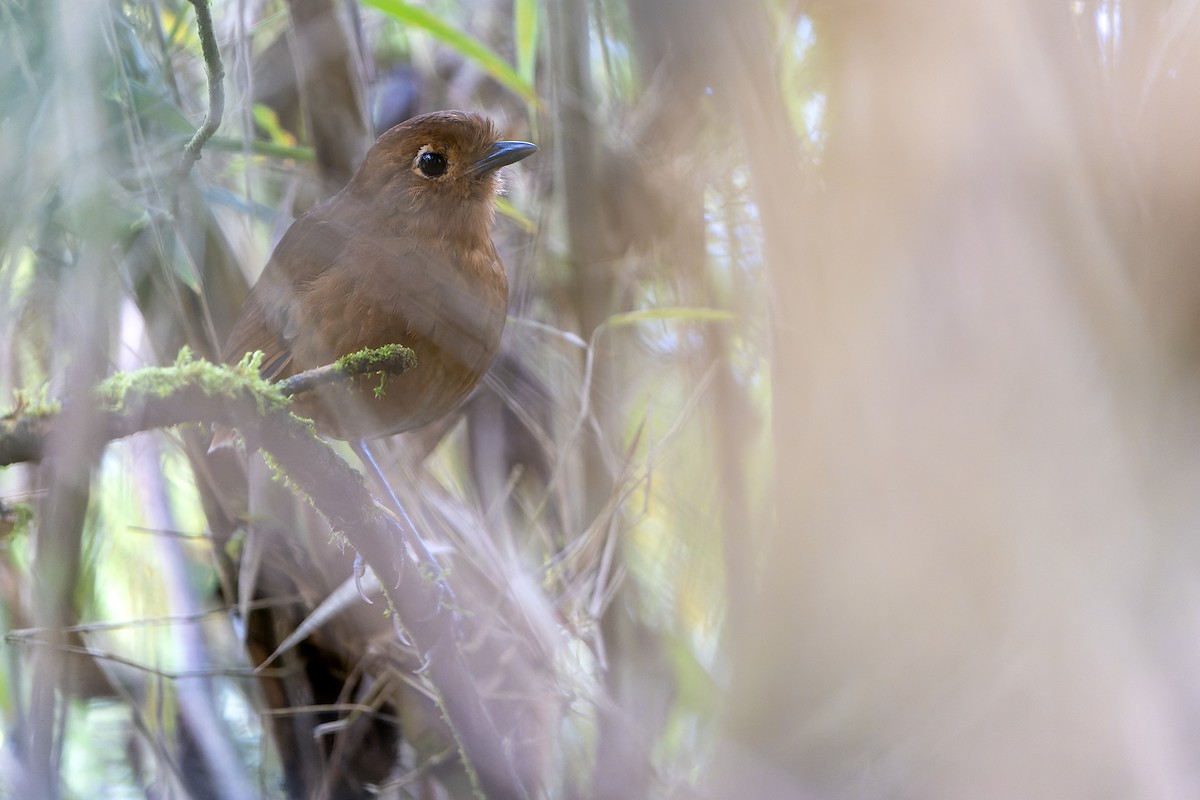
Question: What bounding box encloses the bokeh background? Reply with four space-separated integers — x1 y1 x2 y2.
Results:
4 0 1200 797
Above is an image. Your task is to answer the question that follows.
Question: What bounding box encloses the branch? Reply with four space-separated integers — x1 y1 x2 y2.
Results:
180 0 226 175
0 347 413 466
276 343 416 398
0 348 533 796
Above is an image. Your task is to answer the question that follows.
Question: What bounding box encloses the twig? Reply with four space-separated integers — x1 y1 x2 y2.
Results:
276 345 417 398
180 0 225 175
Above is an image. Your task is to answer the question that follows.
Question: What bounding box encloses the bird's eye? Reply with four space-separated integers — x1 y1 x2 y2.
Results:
418 151 449 178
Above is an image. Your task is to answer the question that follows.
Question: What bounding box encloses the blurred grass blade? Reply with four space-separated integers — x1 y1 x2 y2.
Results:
257 573 381 670
361 0 537 105
606 307 737 328
495 197 534 233
205 137 314 162
514 0 538 88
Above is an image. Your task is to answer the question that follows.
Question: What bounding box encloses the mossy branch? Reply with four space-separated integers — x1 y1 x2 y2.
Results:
0 345 527 794
0 345 414 465
276 343 417 398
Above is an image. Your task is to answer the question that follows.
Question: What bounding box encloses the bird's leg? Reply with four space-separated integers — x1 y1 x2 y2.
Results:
349 440 457 630
349 439 410 603
348 441 458 666
350 439 408 519
349 439 452 587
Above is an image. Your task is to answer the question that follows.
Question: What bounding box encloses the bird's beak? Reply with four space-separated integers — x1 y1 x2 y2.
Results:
472 141 538 175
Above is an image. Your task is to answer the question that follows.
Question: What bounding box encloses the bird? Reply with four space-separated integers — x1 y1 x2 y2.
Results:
214 112 536 795
221 110 537 442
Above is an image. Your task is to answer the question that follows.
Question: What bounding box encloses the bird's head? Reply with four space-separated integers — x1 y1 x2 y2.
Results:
349 110 537 236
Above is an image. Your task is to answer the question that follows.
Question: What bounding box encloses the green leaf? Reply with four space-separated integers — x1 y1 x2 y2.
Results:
171 231 202 293
122 80 195 137
361 0 537 105
252 103 296 147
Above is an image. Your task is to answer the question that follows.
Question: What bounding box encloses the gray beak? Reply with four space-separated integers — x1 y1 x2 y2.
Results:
472 141 538 175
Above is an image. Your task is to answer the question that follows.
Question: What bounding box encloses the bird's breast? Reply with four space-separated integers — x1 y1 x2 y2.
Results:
287 238 508 439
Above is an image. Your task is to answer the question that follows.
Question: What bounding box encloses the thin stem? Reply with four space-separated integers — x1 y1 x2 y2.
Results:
180 0 225 175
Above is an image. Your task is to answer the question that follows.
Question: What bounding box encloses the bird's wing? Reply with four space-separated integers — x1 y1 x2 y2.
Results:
221 211 350 381
220 283 295 380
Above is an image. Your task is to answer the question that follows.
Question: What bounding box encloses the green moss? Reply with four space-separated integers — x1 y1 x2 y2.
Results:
96 346 288 417
1 385 60 420
333 343 416 374
257 448 321 512
333 344 417 398
0 501 34 540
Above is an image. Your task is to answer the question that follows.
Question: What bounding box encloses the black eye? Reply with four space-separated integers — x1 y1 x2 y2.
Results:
418 151 448 177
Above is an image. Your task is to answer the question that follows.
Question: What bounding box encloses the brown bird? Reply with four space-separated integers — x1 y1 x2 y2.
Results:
222 110 537 441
